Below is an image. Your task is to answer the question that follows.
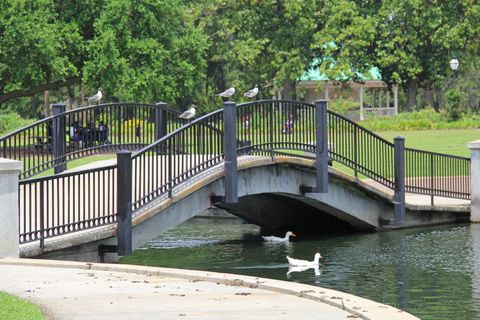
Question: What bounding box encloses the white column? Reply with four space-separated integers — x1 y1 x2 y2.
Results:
379 89 382 109
0 158 22 257
386 88 390 109
394 84 399 115
324 87 329 100
359 86 364 121
469 141 480 222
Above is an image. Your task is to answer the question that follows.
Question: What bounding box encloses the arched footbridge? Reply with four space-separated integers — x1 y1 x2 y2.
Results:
4 100 470 260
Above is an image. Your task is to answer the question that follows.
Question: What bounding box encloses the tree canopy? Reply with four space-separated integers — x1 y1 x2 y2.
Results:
1 0 480 114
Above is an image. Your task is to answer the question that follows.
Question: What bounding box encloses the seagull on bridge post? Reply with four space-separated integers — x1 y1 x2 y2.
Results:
87 89 103 105
243 84 258 99
216 87 235 101
178 104 197 123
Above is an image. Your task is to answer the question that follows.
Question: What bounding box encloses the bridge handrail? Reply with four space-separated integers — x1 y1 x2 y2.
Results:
19 163 118 245
404 146 470 199
1 102 180 179
131 108 225 210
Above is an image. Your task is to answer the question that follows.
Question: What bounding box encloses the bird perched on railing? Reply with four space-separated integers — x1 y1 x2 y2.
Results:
216 87 235 99
243 84 258 98
87 89 102 104
179 104 197 122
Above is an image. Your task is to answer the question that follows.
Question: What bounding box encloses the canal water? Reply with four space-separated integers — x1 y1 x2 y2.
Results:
121 217 480 320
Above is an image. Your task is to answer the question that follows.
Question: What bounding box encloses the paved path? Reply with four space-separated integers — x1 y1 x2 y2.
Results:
0 258 418 320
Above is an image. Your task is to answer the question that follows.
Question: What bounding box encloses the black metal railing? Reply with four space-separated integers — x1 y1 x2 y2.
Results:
327 111 396 188
19 164 117 246
235 100 316 156
1 102 180 179
17 99 471 247
131 109 225 211
405 148 470 201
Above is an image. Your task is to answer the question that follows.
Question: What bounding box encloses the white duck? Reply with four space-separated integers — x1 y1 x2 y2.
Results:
179 104 197 121
217 87 235 98
262 231 295 242
243 85 258 98
287 253 323 267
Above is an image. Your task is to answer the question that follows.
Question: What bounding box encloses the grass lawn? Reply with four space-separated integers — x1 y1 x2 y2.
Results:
375 128 480 157
0 292 45 320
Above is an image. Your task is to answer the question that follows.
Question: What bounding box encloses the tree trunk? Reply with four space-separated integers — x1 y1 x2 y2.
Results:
79 84 86 107
405 79 418 111
44 91 50 117
424 89 434 109
281 80 296 100
67 86 75 110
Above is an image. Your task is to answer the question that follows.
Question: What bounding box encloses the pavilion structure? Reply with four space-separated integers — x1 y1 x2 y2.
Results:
297 63 398 120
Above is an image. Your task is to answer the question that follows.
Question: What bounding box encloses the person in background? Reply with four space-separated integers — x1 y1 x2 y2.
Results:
135 123 141 142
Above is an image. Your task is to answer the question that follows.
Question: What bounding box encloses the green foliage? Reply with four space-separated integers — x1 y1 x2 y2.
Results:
0 0 81 92
2 0 480 118
0 112 35 135
445 89 462 121
328 98 358 114
83 0 207 106
361 109 480 131
0 291 45 320
314 1 480 110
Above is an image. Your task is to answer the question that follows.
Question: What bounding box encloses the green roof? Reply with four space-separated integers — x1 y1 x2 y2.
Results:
300 58 382 82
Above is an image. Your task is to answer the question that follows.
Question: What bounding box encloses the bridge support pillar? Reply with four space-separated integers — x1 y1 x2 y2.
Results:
155 102 168 141
315 100 329 193
394 136 406 226
468 141 480 222
223 101 238 203
0 158 22 258
117 150 133 256
52 102 66 174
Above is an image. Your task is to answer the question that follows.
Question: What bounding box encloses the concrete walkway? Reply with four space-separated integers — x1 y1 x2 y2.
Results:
0 258 418 320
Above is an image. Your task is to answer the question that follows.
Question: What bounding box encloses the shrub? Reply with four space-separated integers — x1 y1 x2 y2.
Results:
0 113 35 135
361 108 480 131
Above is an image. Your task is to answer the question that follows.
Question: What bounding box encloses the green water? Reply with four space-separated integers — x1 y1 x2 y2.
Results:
121 217 480 320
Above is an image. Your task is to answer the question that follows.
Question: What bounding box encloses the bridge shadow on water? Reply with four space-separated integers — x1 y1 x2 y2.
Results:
216 192 359 237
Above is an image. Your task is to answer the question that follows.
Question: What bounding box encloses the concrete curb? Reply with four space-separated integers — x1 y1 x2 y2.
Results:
0 258 419 320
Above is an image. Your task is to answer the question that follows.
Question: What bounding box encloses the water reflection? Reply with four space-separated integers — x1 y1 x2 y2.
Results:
121 217 480 320
287 265 322 277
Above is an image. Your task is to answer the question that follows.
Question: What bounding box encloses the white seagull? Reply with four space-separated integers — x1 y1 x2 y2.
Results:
243 85 258 98
179 104 197 121
287 253 323 267
217 87 235 98
87 89 102 103
262 231 296 242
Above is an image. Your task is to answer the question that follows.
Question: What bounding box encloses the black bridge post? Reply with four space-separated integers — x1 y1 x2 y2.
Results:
155 102 167 141
394 136 406 226
315 100 329 193
223 101 238 203
52 102 66 174
117 150 133 256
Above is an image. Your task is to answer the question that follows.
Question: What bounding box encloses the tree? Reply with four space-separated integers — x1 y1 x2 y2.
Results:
314 0 480 111
0 0 82 105
82 0 208 107
193 0 319 105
